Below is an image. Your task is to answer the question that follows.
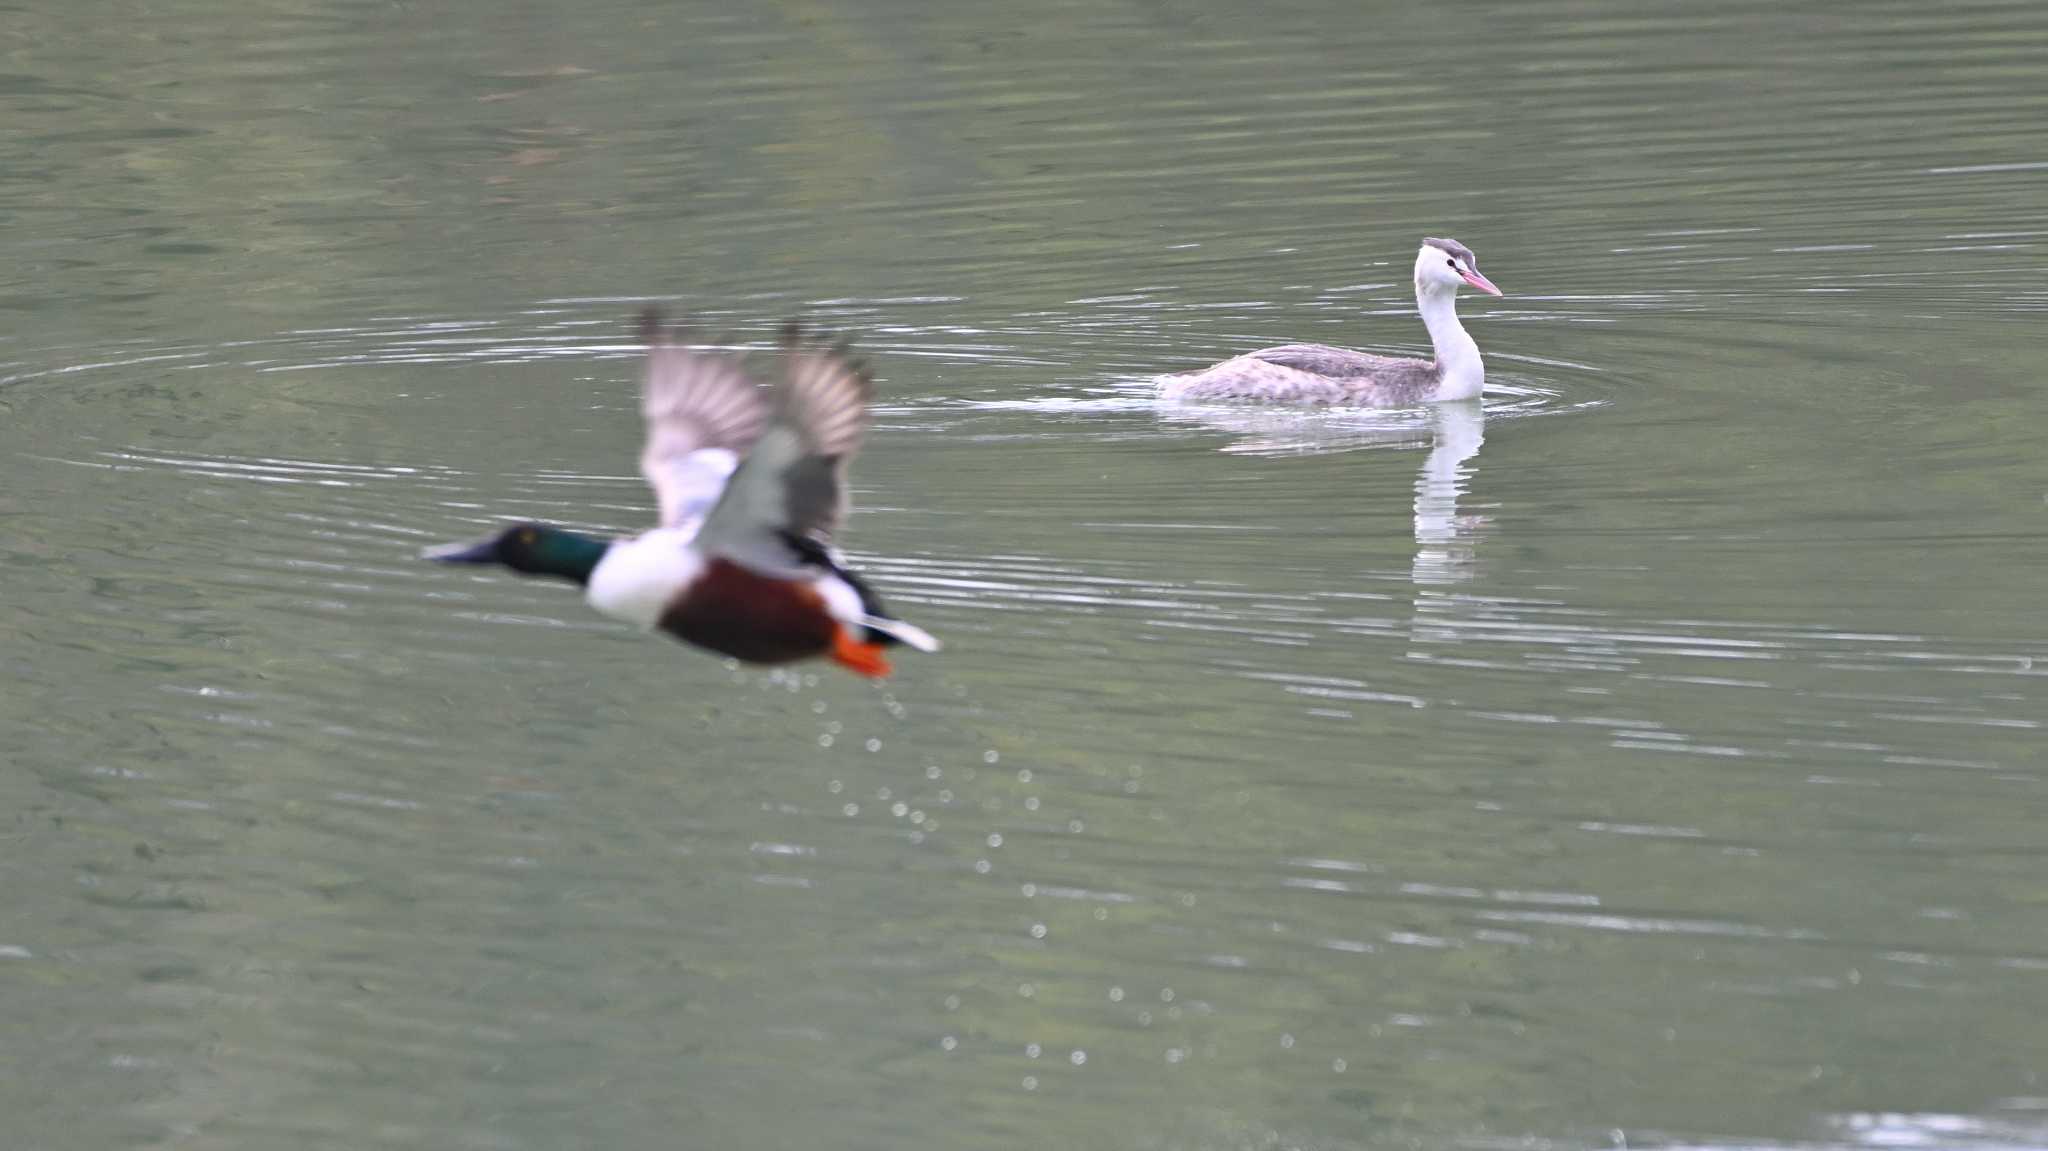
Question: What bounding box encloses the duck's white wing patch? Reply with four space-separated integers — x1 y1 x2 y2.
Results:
637 312 772 529
654 449 740 540
694 326 874 574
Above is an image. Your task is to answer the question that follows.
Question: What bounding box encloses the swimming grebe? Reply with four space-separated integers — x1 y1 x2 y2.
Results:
1157 237 1503 406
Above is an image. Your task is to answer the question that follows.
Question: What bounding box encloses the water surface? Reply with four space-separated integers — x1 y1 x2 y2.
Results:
4 2 2047 1149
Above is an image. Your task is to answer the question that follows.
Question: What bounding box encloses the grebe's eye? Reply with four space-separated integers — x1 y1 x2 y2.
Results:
1446 258 1457 268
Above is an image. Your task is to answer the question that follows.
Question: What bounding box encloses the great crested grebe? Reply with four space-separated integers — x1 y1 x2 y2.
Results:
1158 237 1503 406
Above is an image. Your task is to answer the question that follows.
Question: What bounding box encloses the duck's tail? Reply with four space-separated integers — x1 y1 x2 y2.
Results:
860 614 941 653
779 529 941 655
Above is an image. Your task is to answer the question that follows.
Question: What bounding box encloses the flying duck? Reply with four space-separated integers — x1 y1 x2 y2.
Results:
423 313 938 677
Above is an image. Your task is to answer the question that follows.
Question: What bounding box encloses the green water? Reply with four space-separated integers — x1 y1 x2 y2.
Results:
4 2 2046 1148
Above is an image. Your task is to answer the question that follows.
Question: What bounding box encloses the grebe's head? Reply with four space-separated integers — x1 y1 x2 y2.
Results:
1414 237 1503 297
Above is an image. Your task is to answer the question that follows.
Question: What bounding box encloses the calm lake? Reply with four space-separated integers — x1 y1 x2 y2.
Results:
4 1 2045 1148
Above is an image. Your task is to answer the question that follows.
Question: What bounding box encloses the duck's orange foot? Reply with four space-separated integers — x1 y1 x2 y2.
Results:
830 628 894 678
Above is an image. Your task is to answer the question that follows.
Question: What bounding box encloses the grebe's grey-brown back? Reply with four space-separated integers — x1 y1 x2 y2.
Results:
1158 238 1503 406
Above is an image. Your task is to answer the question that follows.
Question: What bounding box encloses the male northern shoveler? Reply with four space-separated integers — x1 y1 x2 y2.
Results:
422 312 939 678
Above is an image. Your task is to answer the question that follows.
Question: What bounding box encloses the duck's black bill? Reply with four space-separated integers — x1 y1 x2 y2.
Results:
421 537 499 564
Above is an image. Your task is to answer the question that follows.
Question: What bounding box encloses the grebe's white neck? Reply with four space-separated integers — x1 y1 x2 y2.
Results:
1416 282 1483 401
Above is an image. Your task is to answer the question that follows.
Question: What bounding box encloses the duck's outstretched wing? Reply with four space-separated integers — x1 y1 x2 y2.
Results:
694 323 873 574
637 310 772 531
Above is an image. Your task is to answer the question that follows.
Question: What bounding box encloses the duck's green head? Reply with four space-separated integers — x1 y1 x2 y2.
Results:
422 522 609 585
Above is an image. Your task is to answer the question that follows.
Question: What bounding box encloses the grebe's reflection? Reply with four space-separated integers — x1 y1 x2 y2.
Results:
1155 399 1491 586
1410 399 1487 586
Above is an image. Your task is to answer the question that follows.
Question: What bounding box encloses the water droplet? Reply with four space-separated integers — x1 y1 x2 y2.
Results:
983 750 1000 764
940 1036 957 1051
1160 988 1175 1003
1069 1050 1086 1066
1332 1058 1347 1072
827 780 843 794
1024 796 1040 811
909 810 925 824
1280 1033 1295 1049
865 738 881 753
818 734 834 748
974 859 991 874
1108 987 1124 1002
944 995 960 1011
1017 769 1032 783
1018 983 1035 998
986 833 1003 848
1021 1075 1038 1091
1165 1047 1185 1063
1025 1043 1041 1058
891 802 908 818
1068 820 1084 834
842 803 859 817
1020 883 1037 897
877 787 891 801
926 765 943 780
1030 923 1047 939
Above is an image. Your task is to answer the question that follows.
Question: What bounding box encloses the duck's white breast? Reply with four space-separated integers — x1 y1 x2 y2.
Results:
587 528 705 628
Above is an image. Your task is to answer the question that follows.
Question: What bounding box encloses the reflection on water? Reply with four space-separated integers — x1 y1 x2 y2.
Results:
1665 1109 2048 1151
1159 394 1494 617
1411 400 1487 587
6 1 2048 1149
